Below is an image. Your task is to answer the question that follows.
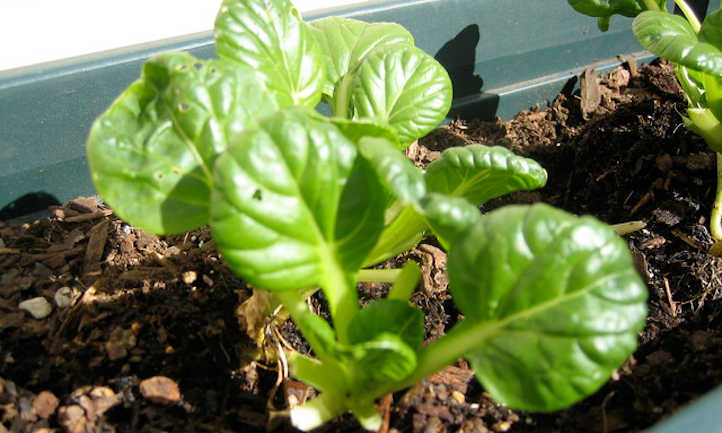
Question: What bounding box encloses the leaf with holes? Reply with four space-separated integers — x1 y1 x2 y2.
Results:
86 52 278 234
209 108 386 334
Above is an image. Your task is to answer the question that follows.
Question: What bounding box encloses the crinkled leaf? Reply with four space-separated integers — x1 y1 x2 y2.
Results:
425 145 547 207
210 108 385 292
420 193 481 250
358 137 426 204
348 299 424 349
310 17 414 97
214 0 324 107
351 333 417 384
448 204 647 411
87 52 277 234
350 45 452 147
633 11 722 76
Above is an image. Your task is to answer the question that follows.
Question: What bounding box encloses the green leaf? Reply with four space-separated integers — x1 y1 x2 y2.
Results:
388 260 422 301
448 204 647 411
348 299 425 349
633 11 722 76
699 9 722 49
567 0 649 18
210 108 385 292
87 52 277 234
350 45 452 147
420 193 482 250
329 117 401 148
358 137 426 204
310 17 415 97
214 0 324 107
425 144 547 207
351 333 417 384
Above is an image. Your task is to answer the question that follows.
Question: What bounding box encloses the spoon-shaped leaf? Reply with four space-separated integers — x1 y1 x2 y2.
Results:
87 52 278 234
310 17 414 97
210 108 386 339
446 204 647 411
350 45 452 147
425 144 547 207
633 10 722 76
215 0 324 107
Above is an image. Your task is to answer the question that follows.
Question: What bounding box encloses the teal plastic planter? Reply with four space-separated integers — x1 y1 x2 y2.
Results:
0 0 647 215
1 1 718 429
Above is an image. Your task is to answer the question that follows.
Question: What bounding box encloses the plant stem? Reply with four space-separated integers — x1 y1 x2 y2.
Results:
610 220 646 236
289 392 347 431
319 247 358 344
642 0 663 11
357 268 401 283
332 74 354 119
711 152 722 241
674 0 701 32
363 205 427 267
388 261 421 301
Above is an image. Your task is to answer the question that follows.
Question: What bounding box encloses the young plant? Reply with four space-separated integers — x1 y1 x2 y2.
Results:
568 0 722 251
86 0 648 429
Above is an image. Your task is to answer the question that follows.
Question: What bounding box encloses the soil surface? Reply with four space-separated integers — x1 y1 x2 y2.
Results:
3 59 722 433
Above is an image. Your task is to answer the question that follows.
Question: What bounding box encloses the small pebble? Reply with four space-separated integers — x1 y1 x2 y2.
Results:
19 297 53 319
33 391 60 418
54 286 77 308
182 271 197 285
139 376 181 405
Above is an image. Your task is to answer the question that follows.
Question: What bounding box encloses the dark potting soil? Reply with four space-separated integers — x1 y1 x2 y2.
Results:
2 59 722 433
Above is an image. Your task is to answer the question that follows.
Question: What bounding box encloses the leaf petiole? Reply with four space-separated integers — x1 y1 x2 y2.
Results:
357 268 401 283
674 0 701 32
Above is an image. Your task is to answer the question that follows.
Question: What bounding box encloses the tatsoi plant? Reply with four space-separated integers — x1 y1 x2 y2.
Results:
86 0 648 430
568 0 722 250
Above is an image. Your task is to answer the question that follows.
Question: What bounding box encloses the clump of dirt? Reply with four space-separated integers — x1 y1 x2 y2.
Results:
2 59 722 433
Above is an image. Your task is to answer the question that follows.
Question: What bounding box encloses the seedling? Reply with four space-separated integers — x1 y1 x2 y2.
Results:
87 0 648 429
568 0 722 251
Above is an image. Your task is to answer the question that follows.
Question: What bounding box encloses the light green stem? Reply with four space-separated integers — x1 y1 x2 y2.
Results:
674 0 701 32
642 0 663 11
610 220 646 236
711 152 722 241
289 392 347 431
332 74 354 119
363 205 427 267
319 248 358 344
357 268 401 283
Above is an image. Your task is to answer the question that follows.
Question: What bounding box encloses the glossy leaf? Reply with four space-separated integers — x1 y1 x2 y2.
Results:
567 0 650 18
348 299 425 349
633 11 722 76
420 193 482 249
214 0 324 107
448 204 647 411
329 117 401 148
87 52 277 234
351 333 417 384
310 17 414 97
210 108 385 292
350 45 452 147
425 144 547 207
358 137 426 204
